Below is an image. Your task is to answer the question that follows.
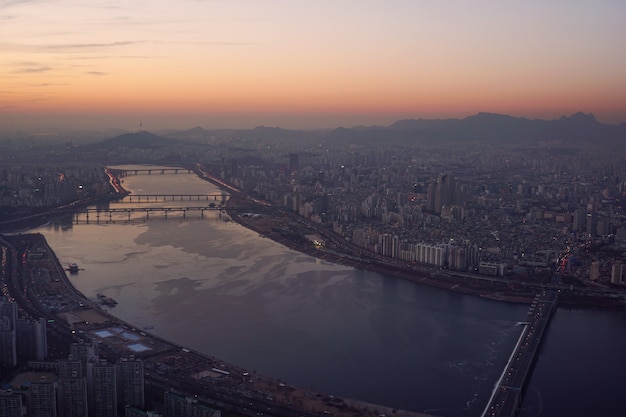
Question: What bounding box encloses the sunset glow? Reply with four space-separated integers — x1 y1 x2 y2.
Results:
1 0 625 130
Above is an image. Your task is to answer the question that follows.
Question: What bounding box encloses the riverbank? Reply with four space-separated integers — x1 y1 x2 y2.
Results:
191 167 626 310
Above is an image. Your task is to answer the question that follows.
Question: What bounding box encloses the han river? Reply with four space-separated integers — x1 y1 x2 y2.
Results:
28 166 626 417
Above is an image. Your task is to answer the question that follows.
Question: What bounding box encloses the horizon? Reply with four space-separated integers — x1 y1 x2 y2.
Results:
1 1 625 131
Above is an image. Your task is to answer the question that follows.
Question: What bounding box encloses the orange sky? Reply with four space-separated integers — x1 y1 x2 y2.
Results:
1 1 625 130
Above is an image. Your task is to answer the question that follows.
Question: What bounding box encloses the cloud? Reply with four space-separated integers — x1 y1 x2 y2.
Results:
14 66 52 73
0 0 53 11
0 40 144 53
26 82 67 87
42 40 142 50
86 71 107 76
0 0 37 9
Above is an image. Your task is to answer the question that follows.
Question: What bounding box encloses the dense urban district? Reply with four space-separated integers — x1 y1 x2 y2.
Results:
1 112 626 416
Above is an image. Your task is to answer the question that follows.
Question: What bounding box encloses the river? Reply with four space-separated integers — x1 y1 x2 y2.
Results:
28 166 626 417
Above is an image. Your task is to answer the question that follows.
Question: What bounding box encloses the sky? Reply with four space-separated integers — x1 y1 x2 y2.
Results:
1 0 626 131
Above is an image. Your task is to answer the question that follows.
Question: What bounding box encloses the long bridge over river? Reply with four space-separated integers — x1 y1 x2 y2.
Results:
482 288 559 417
112 167 193 176
73 206 228 223
114 193 227 203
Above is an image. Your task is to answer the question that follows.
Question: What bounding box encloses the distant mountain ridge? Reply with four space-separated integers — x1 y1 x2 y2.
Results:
80 130 181 150
339 111 625 144
86 112 626 148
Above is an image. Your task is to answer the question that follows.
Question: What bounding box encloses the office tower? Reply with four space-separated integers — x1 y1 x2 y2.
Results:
0 390 23 417
289 153 299 173
118 357 145 409
88 359 118 417
16 318 47 361
29 381 58 417
58 377 88 417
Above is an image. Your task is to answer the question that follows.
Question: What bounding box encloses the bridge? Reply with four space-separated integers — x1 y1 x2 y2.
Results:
73 206 228 223
481 289 559 417
114 193 227 203
113 168 193 176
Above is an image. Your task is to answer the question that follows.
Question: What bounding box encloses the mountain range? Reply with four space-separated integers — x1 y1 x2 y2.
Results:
89 112 626 149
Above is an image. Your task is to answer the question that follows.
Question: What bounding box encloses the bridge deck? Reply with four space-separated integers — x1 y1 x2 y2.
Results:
482 290 558 417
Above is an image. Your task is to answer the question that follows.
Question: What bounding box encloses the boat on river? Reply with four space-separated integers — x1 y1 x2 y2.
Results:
96 293 118 307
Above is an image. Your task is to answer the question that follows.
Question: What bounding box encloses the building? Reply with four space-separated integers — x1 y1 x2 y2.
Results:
125 405 162 417
289 153 299 173
590 261 600 281
29 381 58 417
164 391 221 417
426 173 456 214
0 299 17 367
58 358 84 379
58 377 88 417
118 356 145 409
88 359 118 417
69 342 98 371
0 390 23 417
16 318 47 361
611 262 624 285
0 316 16 367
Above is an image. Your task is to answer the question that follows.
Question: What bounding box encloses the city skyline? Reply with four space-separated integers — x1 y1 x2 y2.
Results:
1 0 626 131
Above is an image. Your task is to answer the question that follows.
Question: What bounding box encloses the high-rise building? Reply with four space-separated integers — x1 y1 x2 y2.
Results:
164 391 221 417
0 298 17 328
426 173 456 214
70 342 98 371
0 298 17 367
590 261 600 281
289 153 299 173
0 316 16 367
125 405 161 417
118 357 145 409
29 381 58 417
58 358 84 379
611 262 624 285
16 318 47 361
58 377 88 417
0 390 23 417
88 359 118 417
